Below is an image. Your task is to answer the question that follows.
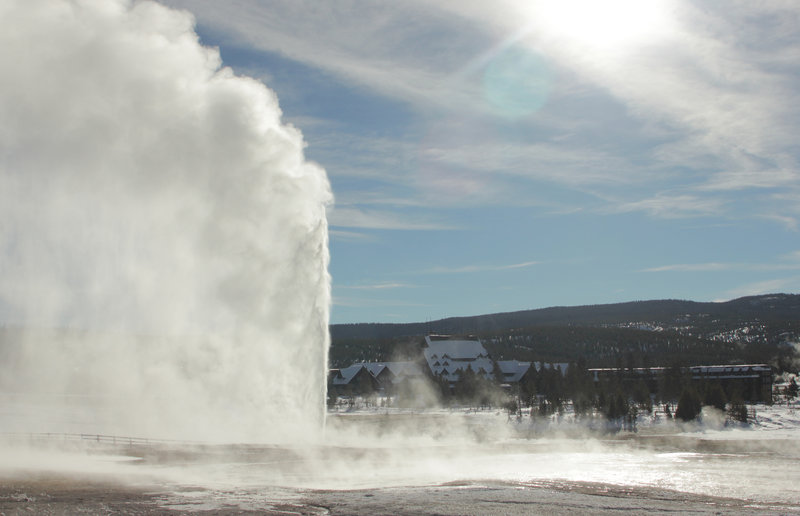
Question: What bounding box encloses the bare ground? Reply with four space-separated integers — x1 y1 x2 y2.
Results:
1 473 797 515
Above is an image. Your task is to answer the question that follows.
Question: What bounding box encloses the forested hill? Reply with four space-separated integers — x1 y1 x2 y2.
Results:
329 294 800 368
331 294 799 340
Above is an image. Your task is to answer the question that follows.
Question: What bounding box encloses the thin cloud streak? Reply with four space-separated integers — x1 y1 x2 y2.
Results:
423 260 540 275
719 276 800 301
327 206 456 231
328 229 376 242
613 194 726 219
643 262 800 273
338 282 416 290
643 262 733 273
332 296 428 308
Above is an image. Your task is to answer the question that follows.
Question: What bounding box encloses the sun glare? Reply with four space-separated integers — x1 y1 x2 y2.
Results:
533 0 672 52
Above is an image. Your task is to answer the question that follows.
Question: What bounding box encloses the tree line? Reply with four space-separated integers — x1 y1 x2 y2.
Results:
328 356 774 430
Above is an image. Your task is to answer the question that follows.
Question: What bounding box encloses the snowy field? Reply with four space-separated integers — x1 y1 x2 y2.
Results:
2 399 799 513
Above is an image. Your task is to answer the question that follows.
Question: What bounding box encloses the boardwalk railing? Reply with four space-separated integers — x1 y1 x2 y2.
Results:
0 432 199 447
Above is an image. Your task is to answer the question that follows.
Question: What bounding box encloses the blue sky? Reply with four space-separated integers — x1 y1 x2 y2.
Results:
162 0 800 324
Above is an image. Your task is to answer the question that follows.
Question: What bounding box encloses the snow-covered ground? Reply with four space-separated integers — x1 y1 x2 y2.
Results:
2 398 799 510
328 395 800 438
324 399 800 506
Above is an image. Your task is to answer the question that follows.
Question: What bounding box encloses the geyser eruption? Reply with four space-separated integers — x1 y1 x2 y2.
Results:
0 0 332 443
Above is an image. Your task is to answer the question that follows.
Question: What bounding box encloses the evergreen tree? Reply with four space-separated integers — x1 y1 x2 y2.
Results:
568 357 595 418
632 379 653 413
519 365 538 406
703 383 727 411
675 387 702 421
659 361 687 403
454 364 479 405
727 399 749 423
786 377 799 400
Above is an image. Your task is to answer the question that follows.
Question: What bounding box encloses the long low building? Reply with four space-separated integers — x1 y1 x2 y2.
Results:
589 364 773 403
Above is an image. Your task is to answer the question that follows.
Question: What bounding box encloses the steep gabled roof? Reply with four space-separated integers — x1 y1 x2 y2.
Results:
344 361 425 386
496 360 531 383
355 362 388 378
423 336 489 360
423 335 494 382
332 364 369 385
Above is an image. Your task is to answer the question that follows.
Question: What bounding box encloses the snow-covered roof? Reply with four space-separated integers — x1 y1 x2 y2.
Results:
350 361 424 384
332 364 368 385
588 364 773 381
496 360 531 383
423 335 494 382
690 364 772 373
690 364 772 379
354 363 388 378
424 336 489 359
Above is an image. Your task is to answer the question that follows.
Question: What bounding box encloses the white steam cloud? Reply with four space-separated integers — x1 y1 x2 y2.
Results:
0 0 332 442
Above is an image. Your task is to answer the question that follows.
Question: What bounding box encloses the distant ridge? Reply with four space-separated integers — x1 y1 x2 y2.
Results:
328 294 799 368
330 293 800 341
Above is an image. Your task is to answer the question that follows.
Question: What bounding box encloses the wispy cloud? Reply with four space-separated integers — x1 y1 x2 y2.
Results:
699 168 799 192
327 206 455 231
613 194 725 218
718 276 800 300
642 262 734 273
164 0 489 113
332 296 427 308
328 229 376 242
643 258 800 273
171 0 800 227
781 250 800 261
338 282 415 290
423 260 540 274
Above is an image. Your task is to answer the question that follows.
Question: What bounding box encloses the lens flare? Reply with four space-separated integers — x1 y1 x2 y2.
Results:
482 46 552 118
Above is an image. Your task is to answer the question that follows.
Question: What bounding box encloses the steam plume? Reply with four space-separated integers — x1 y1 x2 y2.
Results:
0 0 332 442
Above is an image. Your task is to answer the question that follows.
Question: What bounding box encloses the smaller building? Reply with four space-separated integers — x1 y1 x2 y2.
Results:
357 361 426 392
496 360 532 384
329 364 380 395
329 361 424 396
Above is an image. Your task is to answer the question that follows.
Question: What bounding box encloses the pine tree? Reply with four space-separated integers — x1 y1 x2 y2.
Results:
727 399 749 423
704 383 727 411
675 387 702 421
786 378 799 399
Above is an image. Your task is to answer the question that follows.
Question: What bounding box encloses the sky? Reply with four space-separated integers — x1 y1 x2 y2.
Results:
159 0 800 325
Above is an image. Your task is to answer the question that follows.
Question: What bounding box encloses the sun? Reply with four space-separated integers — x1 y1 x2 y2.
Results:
531 0 673 53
